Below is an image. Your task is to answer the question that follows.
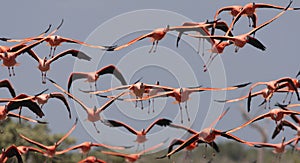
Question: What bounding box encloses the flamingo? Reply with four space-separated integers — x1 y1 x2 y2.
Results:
19 118 77 159
247 77 300 112
0 20 63 76
48 78 126 133
126 82 250 123
1 19 114 57
165 138 207 161
227 1 299 33
67 64 127 93
0 145 23 163
252 136 300 160
157 108 253 159
56 141 132 158
27 49 91 84
9 91 72 119
225 103 300 134
102 118 172 150
3 93 45 119
0 79 16 97
80 79 161 110
78 156 106 163
186 2 292 56
211 5 243 35
108 25 170 53
101 140 165 163
276 72 300 104
272 119 300 140
92 81 163 111
173 19 233 55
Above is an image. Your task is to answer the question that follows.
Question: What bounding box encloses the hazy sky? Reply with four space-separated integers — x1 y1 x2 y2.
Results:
1 0 299 156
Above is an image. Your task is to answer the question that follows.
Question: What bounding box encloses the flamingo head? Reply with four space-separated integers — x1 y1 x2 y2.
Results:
155 81 159 85
281 137 286 144
93 106 97 113
43 57 47 66
252 2 255 6
179 88 183 95
3 52 8 57
142 129 146 134
164 25 170 32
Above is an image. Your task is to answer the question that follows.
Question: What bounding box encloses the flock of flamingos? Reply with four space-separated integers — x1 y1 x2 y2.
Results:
0 1 300 162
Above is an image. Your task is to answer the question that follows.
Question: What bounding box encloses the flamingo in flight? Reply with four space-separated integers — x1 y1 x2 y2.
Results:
0 79 16 97
126 82 251 123
78 156 106 163
27 49 91 84
216 86 298 112
0 145 23 163
227 1 300 33
0 20 62 77
48 78 126 133
93 81 164 114
276 71 300 104
211 5 243 35
19 118 78 159
103 118 172 150
164 137 209 161
225 103 300 134
252 136 300 160
173 19 233 55
1 93 45 120
56 141 132 158
108 25 170 53
157 108 253 159
1 19 114 57
186 2 292 58
79 79 158 108
108 25 202 53
8 90 72 119
247 77 300 112
101 140 165 163
272 119 300 140
67 64 127 93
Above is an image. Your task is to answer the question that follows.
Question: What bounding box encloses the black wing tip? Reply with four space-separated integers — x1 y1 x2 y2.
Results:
234 82 252 88
105 45 118 51
214 99 227 103
156 155 167 159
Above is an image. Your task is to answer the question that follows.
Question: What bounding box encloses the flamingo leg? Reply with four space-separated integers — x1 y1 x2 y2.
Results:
49 46 53 57
149 42 155 53
288 92 294 104
153 41 159 53
93 122 100 133
185 101 190 122
282 92 290 104
179 103 183 123
52 46 57 58
204 53 218 72
152 98 155 113
12 66 15 76
234 46 239 53
147 99 151 114
248 16 252 27
8 67 11 77
140 100 144 110
202 38 205 56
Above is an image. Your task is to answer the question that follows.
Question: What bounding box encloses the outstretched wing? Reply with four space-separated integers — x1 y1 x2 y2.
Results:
113 32 154 51
49 92 72 119
96 65 127 85
0 79 16 97
49 49 91 64
144 118 172 133
103 119 138 135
